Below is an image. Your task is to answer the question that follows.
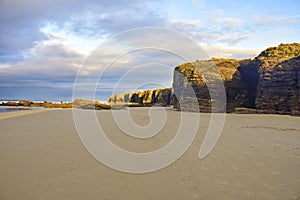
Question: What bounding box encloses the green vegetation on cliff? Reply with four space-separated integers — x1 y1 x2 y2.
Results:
259 43 300 60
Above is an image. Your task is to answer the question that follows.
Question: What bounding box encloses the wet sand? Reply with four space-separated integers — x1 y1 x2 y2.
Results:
0 109 299 200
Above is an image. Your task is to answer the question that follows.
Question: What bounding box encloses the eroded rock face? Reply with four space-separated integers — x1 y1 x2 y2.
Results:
256 56 300 115
172 43 300 115
173 61 211 112
173 58 242 112
109 88 172 107
251 43 300 115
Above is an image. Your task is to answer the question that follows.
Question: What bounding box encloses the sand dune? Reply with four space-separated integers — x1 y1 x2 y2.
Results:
0 109 299 200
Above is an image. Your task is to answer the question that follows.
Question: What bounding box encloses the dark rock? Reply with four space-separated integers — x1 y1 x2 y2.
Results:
173 58 241 112
256 56 300 114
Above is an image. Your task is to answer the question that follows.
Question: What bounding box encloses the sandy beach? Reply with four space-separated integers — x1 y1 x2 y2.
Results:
0 109 51 120
0 109 299 200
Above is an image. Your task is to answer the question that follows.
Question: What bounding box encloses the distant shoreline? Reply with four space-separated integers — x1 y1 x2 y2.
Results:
0 106 44 113
0 100 73 109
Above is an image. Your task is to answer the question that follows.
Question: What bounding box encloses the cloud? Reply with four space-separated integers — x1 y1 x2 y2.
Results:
168 19 252 46
167 20 200 35
0 43 84 85
252 14 300 28
212 17 244 29
0 42 86 100
192 0 206 8
166 7 253 46
1 28 201 101
217 33 252 45
210 9 244 32
200 43 262 59
0 0 165 62
62 3 166 36
0 0 82 61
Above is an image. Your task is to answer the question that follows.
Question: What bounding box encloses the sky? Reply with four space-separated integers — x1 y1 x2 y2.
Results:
0 0 299 101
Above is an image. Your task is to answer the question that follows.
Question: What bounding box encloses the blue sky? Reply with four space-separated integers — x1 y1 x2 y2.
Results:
0 0 299 101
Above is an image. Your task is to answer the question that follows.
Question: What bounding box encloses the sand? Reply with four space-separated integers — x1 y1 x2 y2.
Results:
0 108 51 120
0 109 299 200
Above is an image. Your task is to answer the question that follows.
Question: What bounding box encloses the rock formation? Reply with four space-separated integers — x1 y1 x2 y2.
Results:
109 88 172 107
106 43 300 115
255 44 300 115
172 43 300 115
72 99 111 110
173 58 241 112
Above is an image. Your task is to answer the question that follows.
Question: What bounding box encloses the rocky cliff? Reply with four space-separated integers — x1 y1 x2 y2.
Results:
173 58 242 112
173 43 300 115
109 88 172 107
255 44 300 115
107 43 299 115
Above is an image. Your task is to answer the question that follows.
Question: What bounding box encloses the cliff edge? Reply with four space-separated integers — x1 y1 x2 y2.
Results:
173 43 300 115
